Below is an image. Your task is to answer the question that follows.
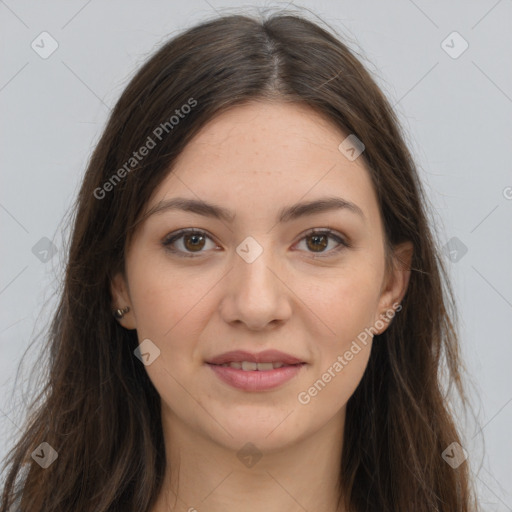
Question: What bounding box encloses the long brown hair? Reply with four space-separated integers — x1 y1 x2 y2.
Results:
1 10 480 512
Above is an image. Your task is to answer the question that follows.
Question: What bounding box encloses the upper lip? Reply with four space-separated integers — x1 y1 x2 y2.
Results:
206 350 305 365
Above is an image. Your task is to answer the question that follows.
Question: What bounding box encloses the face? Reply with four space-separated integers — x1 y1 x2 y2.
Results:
111 100 412 453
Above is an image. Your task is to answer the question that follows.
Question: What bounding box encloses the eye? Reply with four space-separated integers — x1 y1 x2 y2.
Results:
162 228 217 257
162 227 350 258
294 228 350 257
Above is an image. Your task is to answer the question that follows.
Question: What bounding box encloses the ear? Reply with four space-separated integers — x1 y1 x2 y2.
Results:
110 271 137 330
373 241 413 335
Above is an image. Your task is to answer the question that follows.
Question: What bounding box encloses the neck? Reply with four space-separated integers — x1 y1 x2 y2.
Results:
151 407 347 512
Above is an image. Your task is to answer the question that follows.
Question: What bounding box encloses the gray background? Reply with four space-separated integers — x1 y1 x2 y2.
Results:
1 0 511 508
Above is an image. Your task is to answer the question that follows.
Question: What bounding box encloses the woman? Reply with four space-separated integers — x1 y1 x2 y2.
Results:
0 11 480 512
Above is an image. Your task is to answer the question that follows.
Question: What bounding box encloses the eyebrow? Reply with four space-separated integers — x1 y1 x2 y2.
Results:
145 196 365 223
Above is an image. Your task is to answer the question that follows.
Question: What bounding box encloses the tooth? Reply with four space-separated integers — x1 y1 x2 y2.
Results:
256 362 274 371
223 361 290 371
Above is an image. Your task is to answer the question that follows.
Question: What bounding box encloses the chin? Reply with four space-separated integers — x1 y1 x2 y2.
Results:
205 408 307 452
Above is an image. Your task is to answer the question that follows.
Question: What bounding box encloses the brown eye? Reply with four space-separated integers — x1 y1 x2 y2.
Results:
163 228 349 259
296 229 349 256
183 233 206 252
305 232 329 252
162 229 216 257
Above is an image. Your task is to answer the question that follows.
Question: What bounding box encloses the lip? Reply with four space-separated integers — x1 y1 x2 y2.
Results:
207 363 306 391
206 349 304 366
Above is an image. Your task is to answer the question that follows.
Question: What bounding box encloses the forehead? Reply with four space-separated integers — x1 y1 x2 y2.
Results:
178 100 349 169
146 101 381 229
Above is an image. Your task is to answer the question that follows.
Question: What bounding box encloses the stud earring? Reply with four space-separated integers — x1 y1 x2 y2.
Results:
113 306 130 319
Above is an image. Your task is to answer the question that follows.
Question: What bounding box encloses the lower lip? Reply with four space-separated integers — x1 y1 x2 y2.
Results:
207 363 305 391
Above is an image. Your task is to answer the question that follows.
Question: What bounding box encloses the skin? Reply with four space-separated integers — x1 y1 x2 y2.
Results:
111 100 412 512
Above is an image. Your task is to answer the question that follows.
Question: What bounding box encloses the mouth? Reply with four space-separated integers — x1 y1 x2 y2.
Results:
208 361 305 371
205 350 307 391
206 349 306 367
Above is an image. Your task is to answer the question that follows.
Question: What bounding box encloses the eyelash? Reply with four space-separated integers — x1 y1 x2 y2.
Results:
162 227 350 259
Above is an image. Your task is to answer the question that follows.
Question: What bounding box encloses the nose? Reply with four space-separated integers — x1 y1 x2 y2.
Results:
218 242 292 331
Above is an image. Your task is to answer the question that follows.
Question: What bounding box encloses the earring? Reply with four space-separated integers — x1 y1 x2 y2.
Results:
113 306 130 319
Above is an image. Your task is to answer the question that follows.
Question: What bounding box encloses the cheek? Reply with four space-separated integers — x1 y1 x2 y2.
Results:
128 257 209 340
127 257 222 391
302 260 382 396
304 342 372 417
127 262 209 404
300 278 376 412
304 261 383 338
